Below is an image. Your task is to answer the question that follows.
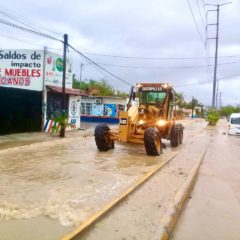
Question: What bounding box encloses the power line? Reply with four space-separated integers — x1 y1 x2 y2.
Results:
196 0 206 29
78 56 114 81
187 0 205 47
0 32 44 47
81 51 240 60
176 72 240 87
0 10 49 37
218 72 240 80
0 18 62 42
0 7 63 37
68 44 132 87
0 31 64 50
82 60 240 70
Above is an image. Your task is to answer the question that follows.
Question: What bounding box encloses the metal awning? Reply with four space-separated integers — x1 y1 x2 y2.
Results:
46 85 88 96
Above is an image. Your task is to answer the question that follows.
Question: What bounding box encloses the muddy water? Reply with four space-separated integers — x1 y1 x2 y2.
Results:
0 119 206 239
0 135 173 227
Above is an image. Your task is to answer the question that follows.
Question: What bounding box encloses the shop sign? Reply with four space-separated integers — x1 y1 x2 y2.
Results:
0 49 43 91
44 51 73 88
68 96 80 129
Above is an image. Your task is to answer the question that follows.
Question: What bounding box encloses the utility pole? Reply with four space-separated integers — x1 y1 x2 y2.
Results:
62 34 68 111
60 33 68 137
191 96 194 119
212 4 219 109
205 2 231 108
79 63 83 87
219 92 222 109
216 78 219 109
42 46 47 131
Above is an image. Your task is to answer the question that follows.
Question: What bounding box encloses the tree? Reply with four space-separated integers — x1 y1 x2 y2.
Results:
72 76 127 97
175 92 186 108
220 105 240 117
184 97 203 118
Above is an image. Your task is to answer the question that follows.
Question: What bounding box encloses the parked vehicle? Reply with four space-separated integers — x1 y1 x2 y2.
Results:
228 113 240 135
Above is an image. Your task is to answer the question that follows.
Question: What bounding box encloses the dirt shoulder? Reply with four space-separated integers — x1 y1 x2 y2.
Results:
0 128 94 151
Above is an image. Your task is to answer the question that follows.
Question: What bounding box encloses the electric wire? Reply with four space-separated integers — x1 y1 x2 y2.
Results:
0 32 44 47
0 10 51 37
85 60 240 70
196 0 206 29
78 56 112 81
68 44 132 86
0 31 62 51
81 51 240 60
0 18 62 42
176 72 240 87
187 0 205 47
0 17 132 87
0 7 63 37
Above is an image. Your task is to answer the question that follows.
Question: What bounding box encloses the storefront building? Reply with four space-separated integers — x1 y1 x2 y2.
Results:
0 49 80 135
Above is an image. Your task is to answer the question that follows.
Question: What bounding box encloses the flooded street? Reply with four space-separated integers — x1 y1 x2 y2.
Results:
172 120 240 240
0 119 206 239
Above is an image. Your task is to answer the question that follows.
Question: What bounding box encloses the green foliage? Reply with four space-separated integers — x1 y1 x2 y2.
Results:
175 92 187 108
185 97 200 109
206 109 220 126
51 113 71 136
72 75 127 97
220 105 240 117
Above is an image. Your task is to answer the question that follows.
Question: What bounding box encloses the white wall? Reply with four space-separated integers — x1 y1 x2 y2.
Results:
68 95 81 129
102 97 126 105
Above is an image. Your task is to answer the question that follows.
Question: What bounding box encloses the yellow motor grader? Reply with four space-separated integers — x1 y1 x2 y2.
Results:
94 83 183 156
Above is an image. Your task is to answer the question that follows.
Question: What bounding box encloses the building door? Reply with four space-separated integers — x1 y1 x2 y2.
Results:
0 87 42 135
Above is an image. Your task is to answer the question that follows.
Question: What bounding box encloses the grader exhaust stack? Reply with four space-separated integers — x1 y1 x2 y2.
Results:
94 83 183 156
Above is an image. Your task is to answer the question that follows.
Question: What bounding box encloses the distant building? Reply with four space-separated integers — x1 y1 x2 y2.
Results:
80 96 127 123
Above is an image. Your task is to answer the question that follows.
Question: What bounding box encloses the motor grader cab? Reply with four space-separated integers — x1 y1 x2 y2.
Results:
95 83 183 156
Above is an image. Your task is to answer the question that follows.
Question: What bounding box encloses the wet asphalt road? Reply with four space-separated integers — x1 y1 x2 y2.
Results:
172 120 240 240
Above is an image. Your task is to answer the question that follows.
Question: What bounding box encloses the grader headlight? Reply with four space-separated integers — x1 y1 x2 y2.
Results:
156 119 166 127
138 119 146 125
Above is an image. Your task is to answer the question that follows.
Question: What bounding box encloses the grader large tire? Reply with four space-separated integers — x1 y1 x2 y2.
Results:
179 126 183 144
95 124 114 151
144 127 162 156
170 124 183 147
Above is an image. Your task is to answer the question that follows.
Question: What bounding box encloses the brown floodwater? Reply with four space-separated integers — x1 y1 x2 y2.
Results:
0 119 206 239
0 134 174 227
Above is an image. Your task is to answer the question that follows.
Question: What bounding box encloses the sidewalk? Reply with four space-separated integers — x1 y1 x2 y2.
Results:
172 120 240 240
0 127 93 151
0 121 119 151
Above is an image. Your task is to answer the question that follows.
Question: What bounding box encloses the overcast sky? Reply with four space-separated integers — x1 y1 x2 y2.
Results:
0 0 239 106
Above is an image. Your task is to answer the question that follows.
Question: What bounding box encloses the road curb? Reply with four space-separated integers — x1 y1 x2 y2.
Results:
159 147 208 240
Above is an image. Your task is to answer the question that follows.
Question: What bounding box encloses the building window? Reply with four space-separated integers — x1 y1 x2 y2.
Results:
118 104 125 111
81 102 92 115
86 103 92 115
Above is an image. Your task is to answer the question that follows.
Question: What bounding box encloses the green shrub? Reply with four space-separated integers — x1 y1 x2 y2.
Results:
206 110 220 126
51 113 70 137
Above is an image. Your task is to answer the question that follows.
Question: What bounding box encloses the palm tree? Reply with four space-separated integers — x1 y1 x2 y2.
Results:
175 92 186 108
